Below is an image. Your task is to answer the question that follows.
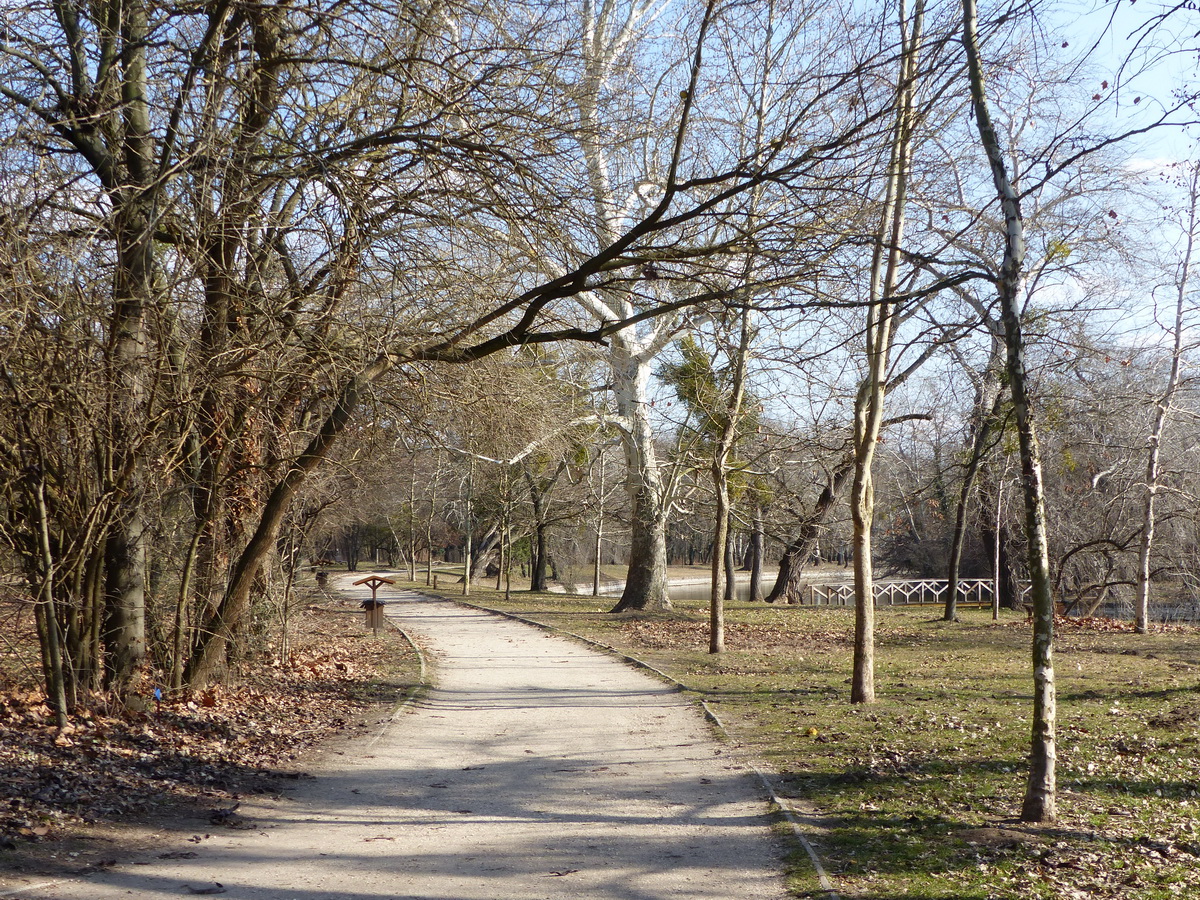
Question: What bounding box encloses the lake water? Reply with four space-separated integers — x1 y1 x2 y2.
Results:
588 579 754 602
668 581 754 603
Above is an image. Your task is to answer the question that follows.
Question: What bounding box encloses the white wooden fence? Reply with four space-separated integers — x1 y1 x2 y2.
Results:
806 578 1029 607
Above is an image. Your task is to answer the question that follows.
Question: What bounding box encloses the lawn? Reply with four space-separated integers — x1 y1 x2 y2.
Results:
403 577 1200 899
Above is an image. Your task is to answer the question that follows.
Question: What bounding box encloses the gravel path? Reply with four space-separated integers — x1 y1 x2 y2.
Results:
8 583 790 899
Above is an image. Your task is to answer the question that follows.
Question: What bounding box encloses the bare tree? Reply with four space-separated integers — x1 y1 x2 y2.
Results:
848 0 928 703
1135 161 1200 632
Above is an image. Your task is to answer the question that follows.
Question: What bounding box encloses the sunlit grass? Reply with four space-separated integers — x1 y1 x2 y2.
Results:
398 577 1200 899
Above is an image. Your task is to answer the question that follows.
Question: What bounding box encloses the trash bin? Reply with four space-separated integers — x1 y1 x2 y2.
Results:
361 598 386 630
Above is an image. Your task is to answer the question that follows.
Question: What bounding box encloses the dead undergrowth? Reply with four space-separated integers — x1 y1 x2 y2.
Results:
0 587 420 877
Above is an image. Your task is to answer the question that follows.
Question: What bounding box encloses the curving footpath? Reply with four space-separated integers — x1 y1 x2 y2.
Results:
7 581 790 899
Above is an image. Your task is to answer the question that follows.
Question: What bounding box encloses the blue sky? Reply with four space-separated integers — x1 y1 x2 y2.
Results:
1081 0 1198 161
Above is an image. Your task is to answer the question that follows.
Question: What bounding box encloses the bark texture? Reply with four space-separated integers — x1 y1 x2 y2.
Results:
610 344 671 612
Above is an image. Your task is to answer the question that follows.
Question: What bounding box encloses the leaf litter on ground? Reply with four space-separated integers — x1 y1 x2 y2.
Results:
0 595 419 857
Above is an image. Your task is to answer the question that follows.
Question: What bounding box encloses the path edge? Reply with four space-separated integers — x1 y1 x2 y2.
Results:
405 589 840 900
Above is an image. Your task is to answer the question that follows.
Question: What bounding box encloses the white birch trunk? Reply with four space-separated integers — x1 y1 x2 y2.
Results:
961 0 1056 823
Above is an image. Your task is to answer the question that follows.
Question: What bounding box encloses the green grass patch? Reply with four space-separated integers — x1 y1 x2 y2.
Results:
402 579 1200 899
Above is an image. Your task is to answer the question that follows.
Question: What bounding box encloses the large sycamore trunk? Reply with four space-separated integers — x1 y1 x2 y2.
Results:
613 469 671 612
609 344 671 613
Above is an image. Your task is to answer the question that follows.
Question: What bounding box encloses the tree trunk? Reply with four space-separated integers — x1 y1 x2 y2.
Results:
979 516 1021 610
945 378 1004 621
709 307 753 652
610 345 670 612
525 469 554 592
425 452 440 586
344 527 361 572
102 504 147 696
723 516 737 605
103 209 153 701
962 0 1056 823
496 527 505 590
849 0 924 705
504 524 513 601
591 447 607 597
766 453 855 603
748 504 765 602
710 464 729 653
409 471 418 581
85 553 105 695
463 518 473 596
532 521 550 591
993 492 1003 620
614 478 671 612
94 9 156 697
1135 164 1197 632
468 524 499 582
63 548 104 699
32 477 69 727
849 460 877 703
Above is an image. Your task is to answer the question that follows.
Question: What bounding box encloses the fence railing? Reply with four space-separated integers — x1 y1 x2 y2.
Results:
806 578 1030 608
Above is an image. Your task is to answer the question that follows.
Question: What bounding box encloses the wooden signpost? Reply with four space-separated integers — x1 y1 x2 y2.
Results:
354 575 395 631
